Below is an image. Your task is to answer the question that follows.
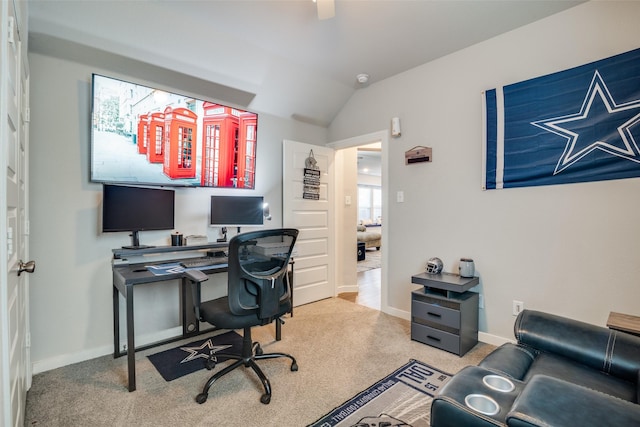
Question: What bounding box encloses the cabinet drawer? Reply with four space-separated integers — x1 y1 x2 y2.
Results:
412 299 460 329
411 323 460 355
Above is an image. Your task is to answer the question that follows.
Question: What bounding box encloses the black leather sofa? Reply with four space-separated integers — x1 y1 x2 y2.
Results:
430 309 640 426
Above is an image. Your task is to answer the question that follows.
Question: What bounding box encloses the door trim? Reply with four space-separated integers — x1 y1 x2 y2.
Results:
328 130 389 312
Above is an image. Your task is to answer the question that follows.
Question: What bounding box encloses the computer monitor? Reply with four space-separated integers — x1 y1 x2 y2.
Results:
210 196 264 228
102 184 175 249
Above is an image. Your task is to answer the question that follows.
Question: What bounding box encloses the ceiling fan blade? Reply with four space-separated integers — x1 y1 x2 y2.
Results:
316 0 335 20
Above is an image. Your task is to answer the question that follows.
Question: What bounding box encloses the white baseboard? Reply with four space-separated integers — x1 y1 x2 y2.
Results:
478 331 513 347
337 284 359 294
32 326 184 375
33 344 113 375
382 305 411 321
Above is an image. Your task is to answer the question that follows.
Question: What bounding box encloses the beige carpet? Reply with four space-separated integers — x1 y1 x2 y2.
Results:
25 297 494 426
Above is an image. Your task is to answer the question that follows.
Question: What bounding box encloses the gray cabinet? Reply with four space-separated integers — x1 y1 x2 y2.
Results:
411 273 479 356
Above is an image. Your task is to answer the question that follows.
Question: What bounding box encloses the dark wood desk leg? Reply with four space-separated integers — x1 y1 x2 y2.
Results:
126 286 136 392
113 285 120 358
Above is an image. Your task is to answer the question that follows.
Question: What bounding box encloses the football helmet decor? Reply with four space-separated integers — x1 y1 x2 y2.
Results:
426 257 443 274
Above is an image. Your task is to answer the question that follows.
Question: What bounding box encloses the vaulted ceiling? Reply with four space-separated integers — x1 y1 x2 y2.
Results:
28 0 583 128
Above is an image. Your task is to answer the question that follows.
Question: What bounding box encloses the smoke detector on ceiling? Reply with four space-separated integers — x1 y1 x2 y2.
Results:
356 73 369 84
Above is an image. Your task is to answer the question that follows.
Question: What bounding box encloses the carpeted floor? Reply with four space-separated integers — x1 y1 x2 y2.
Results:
25 297 494 426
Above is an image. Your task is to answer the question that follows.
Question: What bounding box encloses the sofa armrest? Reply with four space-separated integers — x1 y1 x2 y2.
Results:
478 343 536 380
506 375 640 427
515 310 640 381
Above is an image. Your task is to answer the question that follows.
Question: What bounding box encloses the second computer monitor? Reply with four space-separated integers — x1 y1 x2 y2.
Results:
210 195 264 228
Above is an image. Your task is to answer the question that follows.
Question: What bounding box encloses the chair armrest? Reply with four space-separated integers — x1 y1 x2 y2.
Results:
183 269 209 283
515 310 640 381
506 375 640 427
478 343 536 380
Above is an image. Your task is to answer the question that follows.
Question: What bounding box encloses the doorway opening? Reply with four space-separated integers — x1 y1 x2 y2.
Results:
331 131 387 312
355 143 381 310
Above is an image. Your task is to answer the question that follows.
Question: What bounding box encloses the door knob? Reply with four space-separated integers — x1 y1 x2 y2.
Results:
18 260 35 276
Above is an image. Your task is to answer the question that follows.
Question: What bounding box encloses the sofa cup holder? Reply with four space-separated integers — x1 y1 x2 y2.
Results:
464 394 500 416
482 375 515 392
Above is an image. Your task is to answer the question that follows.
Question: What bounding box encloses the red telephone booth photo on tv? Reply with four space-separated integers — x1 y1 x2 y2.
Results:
90 73 258 188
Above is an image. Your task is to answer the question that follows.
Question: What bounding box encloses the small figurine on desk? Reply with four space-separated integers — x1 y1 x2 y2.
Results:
426 257 444 274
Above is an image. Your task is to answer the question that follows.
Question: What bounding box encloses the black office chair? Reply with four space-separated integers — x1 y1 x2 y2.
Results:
188 228 299 405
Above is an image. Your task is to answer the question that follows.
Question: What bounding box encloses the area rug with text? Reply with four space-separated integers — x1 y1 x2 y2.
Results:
147 331 243 381
308 359 452 427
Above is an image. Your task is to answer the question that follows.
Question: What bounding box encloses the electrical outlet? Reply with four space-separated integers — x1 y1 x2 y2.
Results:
478 294 484 309
513 300 524 316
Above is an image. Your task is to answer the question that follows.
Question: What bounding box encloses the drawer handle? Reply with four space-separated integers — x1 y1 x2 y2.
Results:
427 312 442 318
426 335 441 342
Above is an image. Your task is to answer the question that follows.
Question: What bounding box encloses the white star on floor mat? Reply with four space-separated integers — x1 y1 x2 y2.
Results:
179 339 233 364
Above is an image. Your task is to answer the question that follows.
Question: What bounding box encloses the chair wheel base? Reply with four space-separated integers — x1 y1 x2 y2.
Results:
260 393 271 404
196 393 208 404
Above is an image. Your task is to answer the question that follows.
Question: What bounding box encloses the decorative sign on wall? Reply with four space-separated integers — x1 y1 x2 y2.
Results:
483 47 640 190
405 146 432 164
303 150 320 200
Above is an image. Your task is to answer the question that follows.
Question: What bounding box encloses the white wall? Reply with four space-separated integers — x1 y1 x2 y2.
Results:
329 1 640 340
28 51 327 372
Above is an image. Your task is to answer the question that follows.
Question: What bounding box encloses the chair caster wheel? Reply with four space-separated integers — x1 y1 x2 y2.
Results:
205 359 216 370
255 345 263 356
260 394 271 404
196 393 208 404
291 362 298 372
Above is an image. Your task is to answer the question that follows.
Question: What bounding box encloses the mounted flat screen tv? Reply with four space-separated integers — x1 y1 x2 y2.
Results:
102 184 175 249
91 73 258 188
210 195 264 228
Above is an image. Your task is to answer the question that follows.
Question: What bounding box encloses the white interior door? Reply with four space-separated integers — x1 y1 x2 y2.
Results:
283 140 335 306
1 1 31 425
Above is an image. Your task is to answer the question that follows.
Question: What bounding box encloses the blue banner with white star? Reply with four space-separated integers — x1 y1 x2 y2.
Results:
483 47 640 189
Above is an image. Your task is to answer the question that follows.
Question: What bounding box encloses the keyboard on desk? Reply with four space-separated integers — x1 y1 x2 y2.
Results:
179 257 228 269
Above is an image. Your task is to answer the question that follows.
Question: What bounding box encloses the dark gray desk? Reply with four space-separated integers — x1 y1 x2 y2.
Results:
112 242 299 393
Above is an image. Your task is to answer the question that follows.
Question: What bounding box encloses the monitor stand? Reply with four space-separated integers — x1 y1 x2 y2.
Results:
216 227 228 243
122 231 155 250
